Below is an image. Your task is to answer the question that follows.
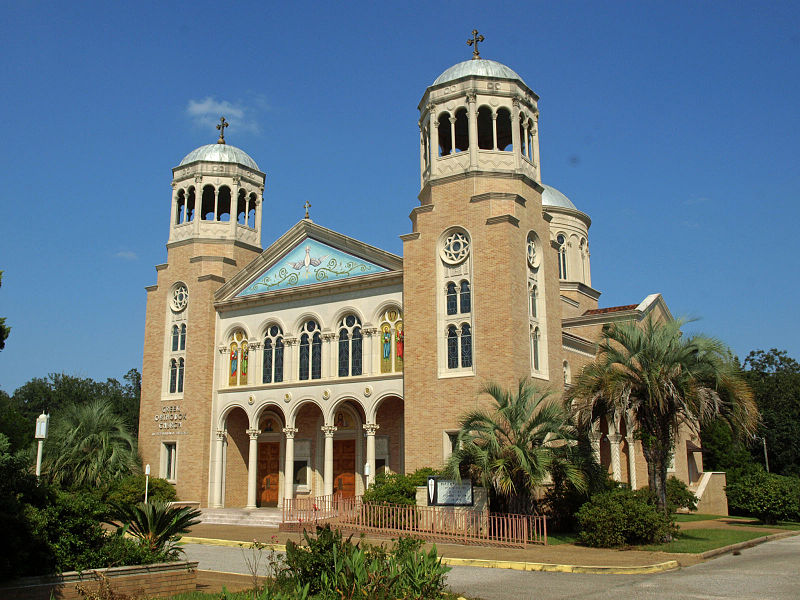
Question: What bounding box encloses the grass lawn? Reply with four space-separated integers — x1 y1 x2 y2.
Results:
639 528 767 554
546 532 578 545
674 513 721 523
723 517 800 530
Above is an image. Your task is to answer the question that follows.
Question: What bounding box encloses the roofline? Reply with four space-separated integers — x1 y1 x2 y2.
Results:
562 293 671 328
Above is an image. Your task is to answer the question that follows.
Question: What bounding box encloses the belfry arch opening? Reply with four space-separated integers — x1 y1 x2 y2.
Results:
437 111 452 156
496 107 512 151
236 189 247 225
201 185 215 221
477 106 493 149
454 107 469 152
216 186 231 222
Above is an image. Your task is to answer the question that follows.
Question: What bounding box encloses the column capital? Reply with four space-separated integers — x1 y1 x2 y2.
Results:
588 431 602 443
363 423 380 435
246 428 261 440
466 91 477 103
215 429 227 441
607 433 623 444
321 425 338 437
282 427 298 439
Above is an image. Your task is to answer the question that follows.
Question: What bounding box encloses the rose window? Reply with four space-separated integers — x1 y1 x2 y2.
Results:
170 284 188 312
441 232 470 265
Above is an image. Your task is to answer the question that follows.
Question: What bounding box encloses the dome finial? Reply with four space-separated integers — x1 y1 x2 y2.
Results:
216 116 229 145
304 200 312 220
467 29 485 60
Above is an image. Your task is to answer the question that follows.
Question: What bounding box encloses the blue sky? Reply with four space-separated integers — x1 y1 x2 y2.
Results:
1 1 798 393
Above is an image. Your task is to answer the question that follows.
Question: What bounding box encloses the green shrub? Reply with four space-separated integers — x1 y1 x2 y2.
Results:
363 468 441 506
635 476 698 514
576 489 676 547
726 470 800 524
278 525 449 599
113 500 201 557
105 474 177 508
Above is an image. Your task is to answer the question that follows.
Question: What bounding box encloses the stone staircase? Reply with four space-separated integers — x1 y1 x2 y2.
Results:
199 507 283 528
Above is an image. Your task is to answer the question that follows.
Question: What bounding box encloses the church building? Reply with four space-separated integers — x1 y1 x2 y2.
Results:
139 41 719 512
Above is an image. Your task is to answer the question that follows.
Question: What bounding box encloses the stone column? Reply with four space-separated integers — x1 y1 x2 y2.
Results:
532 116 541 181
430 106 439 160
511 98 521 169
284 338 297 382
193 178 202 234
608 433 623 482
363 423 379 488
466 92 478 169
283 427 298 503
322 425 337 496
245 428 261 509
362 329 373 376
626 435 638 489
212 429 226 508
588 431 602 466
492 111 498 150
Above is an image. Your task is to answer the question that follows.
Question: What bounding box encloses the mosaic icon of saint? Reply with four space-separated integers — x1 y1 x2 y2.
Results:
382 325 391 359
230 347 238 377
242 346 249 375
395 325 404 358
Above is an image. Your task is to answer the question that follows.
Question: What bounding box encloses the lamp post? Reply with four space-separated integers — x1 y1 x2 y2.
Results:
145 464 151 503
755 436 769 472
34 412 50 481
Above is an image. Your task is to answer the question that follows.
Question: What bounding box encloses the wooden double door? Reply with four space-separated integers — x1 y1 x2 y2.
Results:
257 442 280 507
333 439 356 497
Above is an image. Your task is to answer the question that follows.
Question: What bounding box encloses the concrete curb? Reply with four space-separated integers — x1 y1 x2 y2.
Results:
699 529 800 560
181 536 679 575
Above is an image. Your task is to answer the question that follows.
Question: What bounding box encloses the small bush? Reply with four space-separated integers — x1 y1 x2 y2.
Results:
105 474 177 508
363 468 441 506
576 489 676 547
726 470 800 524
635 476 698 514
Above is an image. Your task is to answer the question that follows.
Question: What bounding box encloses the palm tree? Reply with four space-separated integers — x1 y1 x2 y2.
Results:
444 379 586 515
42 399 140 488
568 315 758 513
114 500 201 557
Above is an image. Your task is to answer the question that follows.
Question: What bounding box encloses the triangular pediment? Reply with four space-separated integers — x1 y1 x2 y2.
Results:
218 221 401 302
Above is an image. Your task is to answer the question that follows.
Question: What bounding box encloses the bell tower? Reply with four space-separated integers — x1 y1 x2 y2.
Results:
139 120 265 505
402 35 564 472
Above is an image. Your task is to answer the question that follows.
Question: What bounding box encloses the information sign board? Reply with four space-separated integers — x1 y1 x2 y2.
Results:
427 476 473 506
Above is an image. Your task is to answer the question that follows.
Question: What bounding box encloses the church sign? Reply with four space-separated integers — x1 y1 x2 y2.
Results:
427 476 473 506
153 405 188 431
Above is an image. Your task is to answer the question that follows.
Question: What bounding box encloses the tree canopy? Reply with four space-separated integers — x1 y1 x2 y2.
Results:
0 271 9 350
569 315 758 513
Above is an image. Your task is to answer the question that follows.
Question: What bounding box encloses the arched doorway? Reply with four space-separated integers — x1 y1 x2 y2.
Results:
256 409 285 507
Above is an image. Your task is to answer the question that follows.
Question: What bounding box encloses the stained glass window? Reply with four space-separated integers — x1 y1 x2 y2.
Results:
461 324 472 367
263 339 273 383
264 326 284 384
171 325 179 352
352 328 362 376
338 329 349 377
180 324 186 350
169 359 177 393
446 282 457 315
460 280 471 313
532 327 540 371
299 334 310 380
311 332 322 379
274 339 284 383
177 358 184 393
447 326 458 369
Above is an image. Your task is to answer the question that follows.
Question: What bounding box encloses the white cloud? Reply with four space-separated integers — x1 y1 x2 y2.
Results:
114 250 138 260
186 97 261 135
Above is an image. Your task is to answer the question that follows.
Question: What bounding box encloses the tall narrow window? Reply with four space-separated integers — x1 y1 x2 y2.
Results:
337 315 362 377
446 282 457 315
460 324 472 367
311 332 322 379
437 112 452 156
263 325 284 383
228 331 248 386
496 107 512 151
557 234 567 280
530 284 538 318
477 106 493 149
179 324 186 350
177 358 184 393
169 359 177 393
532 327 540 371
447 326 458 369
299 335 310 381
171 325 179 352
299 320 321 380
459 280 471 313
379 308 403 373
163 442 177 481
454 107 469 152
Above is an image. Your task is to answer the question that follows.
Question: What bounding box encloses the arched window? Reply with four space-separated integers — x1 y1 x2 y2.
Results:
179 324 186 350
477 106 493 149
237 189 247 225
580 238 589 282
437 112 452 156
216 186 231 222
454 107 469 152
171 325 179 352
229 331 249 386
338 315 363 377
175 190 186 224
496 107 512 151
532 327 541 372
263 325 284 384
169 359 177 393
186 187 195 222
459 280 471 313
177 358 184 393
446 282 457 315
460 324 472 367
529 283 538 319
299 320 321 380
557 234 567 280
447 326 458 369
563 361 571 385
201 185 215 221
248 193 257 228
379 308 403 373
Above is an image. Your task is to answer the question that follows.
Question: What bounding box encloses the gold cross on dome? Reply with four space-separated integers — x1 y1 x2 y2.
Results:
216 116 229 144
467 29 485 60
304 200 311 219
